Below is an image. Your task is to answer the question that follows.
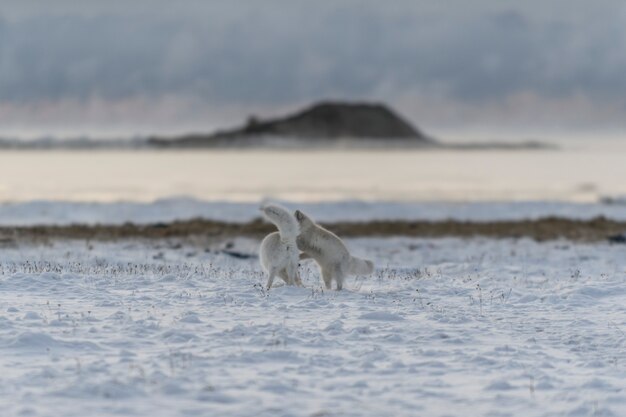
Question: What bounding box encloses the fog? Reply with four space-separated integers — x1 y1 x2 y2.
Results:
1 0 625 137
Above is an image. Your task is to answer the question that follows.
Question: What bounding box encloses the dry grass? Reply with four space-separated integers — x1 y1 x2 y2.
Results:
0 216 624 244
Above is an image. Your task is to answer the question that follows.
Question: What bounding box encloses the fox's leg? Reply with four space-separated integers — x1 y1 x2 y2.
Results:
334 265 346 291
266 268 278 290
290 263 303 287
278 269 291 285
294 270 303 287
286 262 300 286
321 268 333 290
335 274 343 291
335 273 345 291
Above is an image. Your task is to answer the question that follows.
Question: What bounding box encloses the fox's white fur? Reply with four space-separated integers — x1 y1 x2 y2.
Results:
295 210 374 290
259 204 302 289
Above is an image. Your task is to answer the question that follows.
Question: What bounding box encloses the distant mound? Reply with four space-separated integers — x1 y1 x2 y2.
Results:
232 101 425 139
150 101 435 148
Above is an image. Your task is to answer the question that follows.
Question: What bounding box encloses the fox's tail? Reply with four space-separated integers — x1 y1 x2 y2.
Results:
348 256 375 275
260 203 299 240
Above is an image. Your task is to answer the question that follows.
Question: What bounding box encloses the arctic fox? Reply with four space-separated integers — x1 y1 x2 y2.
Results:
295 210 374 290
259 204 302 289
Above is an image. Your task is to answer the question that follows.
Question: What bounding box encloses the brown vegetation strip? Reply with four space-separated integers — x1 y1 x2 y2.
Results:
0 217 624 243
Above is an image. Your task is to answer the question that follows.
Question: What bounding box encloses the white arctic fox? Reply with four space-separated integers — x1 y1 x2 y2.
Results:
259 204 302 289
295 210 374 290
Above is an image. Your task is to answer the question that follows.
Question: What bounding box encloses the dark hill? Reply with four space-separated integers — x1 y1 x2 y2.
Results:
149 101 434 147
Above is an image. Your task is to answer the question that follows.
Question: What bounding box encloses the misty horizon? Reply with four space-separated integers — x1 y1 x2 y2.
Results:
1 0 626 139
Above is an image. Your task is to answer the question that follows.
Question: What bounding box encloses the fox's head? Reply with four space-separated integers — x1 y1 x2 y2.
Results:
294 209 314 229
260 204 284 223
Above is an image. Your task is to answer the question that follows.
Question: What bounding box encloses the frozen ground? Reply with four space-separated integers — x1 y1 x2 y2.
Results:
0 237 624 417
0 198 626 225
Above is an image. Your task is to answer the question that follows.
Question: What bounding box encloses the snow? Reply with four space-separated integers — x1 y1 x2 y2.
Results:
1 236 625 416
0 198 626 225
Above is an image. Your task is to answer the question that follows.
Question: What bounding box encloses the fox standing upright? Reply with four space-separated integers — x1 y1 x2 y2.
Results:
259 204 302 289
295 209 374 290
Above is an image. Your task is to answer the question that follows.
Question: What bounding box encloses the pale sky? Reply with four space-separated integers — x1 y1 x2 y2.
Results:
1 0 625 138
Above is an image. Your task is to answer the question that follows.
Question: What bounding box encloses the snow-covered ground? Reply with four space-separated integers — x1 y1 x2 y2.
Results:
0 198 626 225
1 237 624 416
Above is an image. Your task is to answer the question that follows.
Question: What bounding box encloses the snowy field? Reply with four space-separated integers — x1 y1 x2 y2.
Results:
1 236 625 417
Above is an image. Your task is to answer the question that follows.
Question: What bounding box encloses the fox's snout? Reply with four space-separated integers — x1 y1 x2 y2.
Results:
260 205 275 215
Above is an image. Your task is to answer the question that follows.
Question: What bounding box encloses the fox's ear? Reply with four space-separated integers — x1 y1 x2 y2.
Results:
295 210 304 221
